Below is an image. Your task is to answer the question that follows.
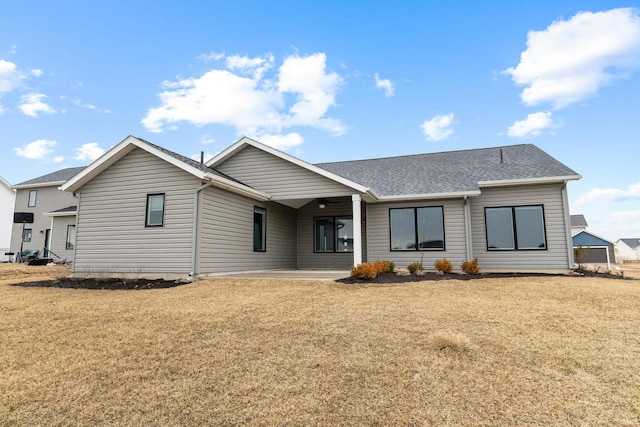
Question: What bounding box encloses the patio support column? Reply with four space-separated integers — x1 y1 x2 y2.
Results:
352 194 362 266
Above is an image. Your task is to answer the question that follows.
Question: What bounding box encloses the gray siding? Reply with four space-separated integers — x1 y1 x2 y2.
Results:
296 197 363 269
470 184 571 271
50 216 76 261
367 199 467 270
198 186 297 273
74 148 198 274
10 185 77 256
217 146 356 199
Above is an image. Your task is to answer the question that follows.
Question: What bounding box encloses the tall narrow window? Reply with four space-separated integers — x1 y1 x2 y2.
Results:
66 225 76 250
390 207 445 251
28 190 37 207
253 207 266 252
146 194 165 227
23 228 32 242
485 205 546 250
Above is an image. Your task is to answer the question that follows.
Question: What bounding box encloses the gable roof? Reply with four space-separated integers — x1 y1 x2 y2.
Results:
572 230 613 246
61 135 270 201
44 205 78 217
13 167 86 189
207 137 374 196
0 176 13 191
619 238 640 249
570 214 588 228
315 144 580 198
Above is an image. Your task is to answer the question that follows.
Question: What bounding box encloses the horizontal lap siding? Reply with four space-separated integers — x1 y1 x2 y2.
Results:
51 216 75 261
217 146 355 199
297 198 359 269
198 186 297 273
470 184 570 271
74 148 197 274
367 199 467 270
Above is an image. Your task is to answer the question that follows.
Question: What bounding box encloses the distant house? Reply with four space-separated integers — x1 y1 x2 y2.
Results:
10 167 85 262
0 176 16 262
570 214 588 234
572 229 615 268
61 135 581 278
615 238 640 262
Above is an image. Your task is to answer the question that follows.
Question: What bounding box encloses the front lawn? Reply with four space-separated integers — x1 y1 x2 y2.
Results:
1 265 639 425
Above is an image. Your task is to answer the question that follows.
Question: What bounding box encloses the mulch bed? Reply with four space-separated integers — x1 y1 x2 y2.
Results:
336 271 566 284
13 277 188 290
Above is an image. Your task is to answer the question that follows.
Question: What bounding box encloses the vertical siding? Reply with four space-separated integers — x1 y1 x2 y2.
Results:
74 148 197 274
217 146 355 199
296 197 364 269
470 184 570 271
50 216 76 261
198 186 297 273
367 199 467 270
9 186 77 256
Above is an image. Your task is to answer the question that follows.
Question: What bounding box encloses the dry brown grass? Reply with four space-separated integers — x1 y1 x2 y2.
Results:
1 264 639 426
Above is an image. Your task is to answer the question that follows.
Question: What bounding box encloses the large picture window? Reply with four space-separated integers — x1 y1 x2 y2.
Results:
314 217 353 253
390 207 445 251
145 194 165 227
485 205 546 250
253 207 266 252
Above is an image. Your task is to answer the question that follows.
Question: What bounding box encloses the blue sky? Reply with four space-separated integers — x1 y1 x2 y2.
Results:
2 0 639 240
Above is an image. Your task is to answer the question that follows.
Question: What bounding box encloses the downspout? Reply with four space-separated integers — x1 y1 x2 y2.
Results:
191 180 214 277
463 196 473 262
561 181 575 269
71 192 80 272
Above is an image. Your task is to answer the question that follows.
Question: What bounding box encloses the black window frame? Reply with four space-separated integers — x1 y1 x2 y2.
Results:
28 190 37 207
145 193 165 227
66 225 76 250
253 206 267 252
389 206 445 251
313 216 354 253
484 205 547 251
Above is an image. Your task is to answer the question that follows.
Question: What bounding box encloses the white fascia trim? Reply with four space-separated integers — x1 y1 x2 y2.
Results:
207 136 371 194
571 230 614 244
205 173 271 201
14 181 66 190
375 190 481 201
44 211 77 217
478 175 582 188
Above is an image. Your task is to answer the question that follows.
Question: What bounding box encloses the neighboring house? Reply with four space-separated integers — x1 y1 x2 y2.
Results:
10 167 85 262
0 176 16 262
61 135 581 278
572 230 614 268
615 238 640 262
570 214 588 234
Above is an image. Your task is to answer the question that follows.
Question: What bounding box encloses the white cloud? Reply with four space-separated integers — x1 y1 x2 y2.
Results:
74 142 105 161
73 98 97 110
374 73 394 97
575 182 640 205
255 132 304 150
52 156 64 163
19 93 56 117
505 8 640 108
13 139 57 160
198 51 225 62
142 52 345 147
420 113 455 141
0 59 24 94
200 134 215 144
507 111 558 138
30 69 43 77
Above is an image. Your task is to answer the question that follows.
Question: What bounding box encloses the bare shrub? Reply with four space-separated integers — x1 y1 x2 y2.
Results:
372 260 395 274
461 258 480 275
407 262 423 275
350 263 378 280
434 258 453 273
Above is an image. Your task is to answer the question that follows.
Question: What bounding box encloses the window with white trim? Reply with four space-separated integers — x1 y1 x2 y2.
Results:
485 205 547 250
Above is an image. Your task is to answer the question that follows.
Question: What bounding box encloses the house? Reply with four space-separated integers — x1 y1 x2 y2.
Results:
10 167 85 262
615 238 640 262
61 135 581 278
572 230 615 268
570 214 588 234
0 176 16 262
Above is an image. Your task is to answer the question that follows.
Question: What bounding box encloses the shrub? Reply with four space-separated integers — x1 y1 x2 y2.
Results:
372 259 395 274
407 262 423 274
461 258 480 275
350 262 378 280
434 258 453 273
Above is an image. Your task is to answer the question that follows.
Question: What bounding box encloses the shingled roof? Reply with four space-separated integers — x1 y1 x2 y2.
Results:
14 167 86 187
570 214 588 228
315 144 579 197
619 238 640 249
